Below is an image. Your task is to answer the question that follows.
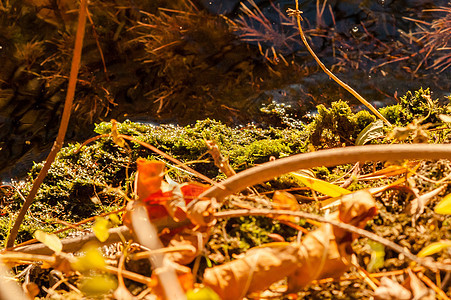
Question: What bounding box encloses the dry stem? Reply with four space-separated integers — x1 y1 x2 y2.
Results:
288 1 391 126
6 0 88 248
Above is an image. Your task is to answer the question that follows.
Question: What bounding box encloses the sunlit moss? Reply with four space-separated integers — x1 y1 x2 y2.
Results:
380 88 449 125
308 100 376 148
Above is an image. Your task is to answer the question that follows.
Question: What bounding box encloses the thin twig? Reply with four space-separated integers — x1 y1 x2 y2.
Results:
6 0 89 248
214 209 451 272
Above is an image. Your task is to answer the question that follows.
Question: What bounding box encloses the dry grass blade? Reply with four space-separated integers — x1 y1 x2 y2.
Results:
414 7 451 73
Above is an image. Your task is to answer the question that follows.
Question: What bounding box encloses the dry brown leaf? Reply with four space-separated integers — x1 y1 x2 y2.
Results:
272 191 300 223
203 243 300 300
374 277 412 300
186 199 216 226
23 282 40 299
406 270 435 300
161 229 208 265
203 190 377 299
285 191 377 291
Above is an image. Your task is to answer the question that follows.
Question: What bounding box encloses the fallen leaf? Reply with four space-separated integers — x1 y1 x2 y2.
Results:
203 243 300 300
367 241 385 272
291 172 351 197
186 287 221 300
79 274 118 296
287 191 377 291
23 282 40 299
186 199 216 226
71 243 106 273
92 217 111 243
417 240 451 258
135 158 165 201
407 270 435 300
434 193 451 215
272 191 300 223
374 277 412 300
203 190 377 298
355 120 384 146
34 230 62 253
163 230 207 265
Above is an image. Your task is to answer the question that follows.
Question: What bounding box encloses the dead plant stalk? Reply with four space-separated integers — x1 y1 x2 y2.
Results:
6 0 88 248
289 1 391 126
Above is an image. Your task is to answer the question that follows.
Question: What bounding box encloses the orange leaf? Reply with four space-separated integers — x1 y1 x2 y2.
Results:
180 183 210 203
135 159 165 201
272 191 300 223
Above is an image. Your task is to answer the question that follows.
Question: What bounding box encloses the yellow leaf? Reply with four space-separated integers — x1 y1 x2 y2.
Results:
435 193 451 215
71 244 106 272
109 214 121 226
367 241 385 272
80 274 117 296
93 217 110 242
34 230 62 253
417 240 451 258
291 172 351 197
186 287 221 300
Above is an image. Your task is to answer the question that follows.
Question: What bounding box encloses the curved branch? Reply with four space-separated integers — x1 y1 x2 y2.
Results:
197 144 451 201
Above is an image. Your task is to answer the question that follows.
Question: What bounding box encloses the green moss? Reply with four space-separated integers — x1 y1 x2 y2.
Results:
380 88 449 126
308 100 376 148
4 88 450 245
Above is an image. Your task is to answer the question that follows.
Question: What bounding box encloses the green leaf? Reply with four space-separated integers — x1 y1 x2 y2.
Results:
435 193 451 215
186 287 221 300
418 240 451 258
93 217 110 242
367 241 385 272
291 172 351 197
34 230 62 253
355 120 384 146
